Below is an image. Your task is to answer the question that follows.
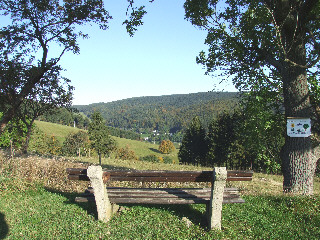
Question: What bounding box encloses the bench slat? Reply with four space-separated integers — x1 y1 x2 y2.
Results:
66 168 253 182
76 187 245 204
84 187 240 194
76 195 245 204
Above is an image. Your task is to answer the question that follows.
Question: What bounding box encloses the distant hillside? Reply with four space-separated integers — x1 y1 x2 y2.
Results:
33 120 179 163
74 92 240 137
34 120 81 143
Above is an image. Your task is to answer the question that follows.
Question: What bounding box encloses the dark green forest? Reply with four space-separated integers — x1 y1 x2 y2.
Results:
74 92 239 138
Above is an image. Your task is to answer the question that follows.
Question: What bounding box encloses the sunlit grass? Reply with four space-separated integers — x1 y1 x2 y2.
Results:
35 120 80 143
1 120 319 239
0 150 319 239
35 120 179 163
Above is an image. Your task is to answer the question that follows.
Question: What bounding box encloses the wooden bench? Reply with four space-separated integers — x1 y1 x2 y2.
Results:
67 166 253 230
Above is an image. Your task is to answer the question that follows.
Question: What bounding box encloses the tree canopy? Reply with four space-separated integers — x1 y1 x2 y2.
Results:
0 0 110 133
184 0 320 194
178 116 208 165
88 111 116 165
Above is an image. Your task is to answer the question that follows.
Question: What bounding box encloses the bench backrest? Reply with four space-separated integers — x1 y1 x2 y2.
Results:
67 168 253 183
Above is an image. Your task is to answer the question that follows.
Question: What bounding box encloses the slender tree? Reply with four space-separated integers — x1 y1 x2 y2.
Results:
184 0 320 194
178 116 208 165
88 111 116 165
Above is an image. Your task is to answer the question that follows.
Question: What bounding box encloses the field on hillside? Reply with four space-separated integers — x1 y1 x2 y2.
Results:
34 121 179 163
0 151 319 239
35 120 80 143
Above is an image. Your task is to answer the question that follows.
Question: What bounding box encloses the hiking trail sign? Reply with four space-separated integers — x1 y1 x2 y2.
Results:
287 118 311 138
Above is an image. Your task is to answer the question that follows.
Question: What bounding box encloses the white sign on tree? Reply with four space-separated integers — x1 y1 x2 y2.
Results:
287 118 311 137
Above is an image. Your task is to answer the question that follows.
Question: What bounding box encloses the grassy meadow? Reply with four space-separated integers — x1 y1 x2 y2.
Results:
35 120 180 164
35 120 80 143
0 121 319 239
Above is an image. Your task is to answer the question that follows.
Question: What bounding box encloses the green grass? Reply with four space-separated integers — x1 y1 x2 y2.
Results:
35 121 180 163
35 120 80 143
1 121 319 239
111 136 180 163
1 152 320 239
0 178 319 239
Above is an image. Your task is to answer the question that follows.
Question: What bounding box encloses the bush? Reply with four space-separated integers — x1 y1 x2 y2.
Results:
140 155 175 164
62 131 90 157
158 140 175 154
140 154 159 163
163 156 174 164
28 127 61 155
0 114 29 150
115 145 138 161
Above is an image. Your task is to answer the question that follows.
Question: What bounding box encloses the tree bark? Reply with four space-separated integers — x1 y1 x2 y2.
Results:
277 0 320 194
98 151 102 166
23 120 35 154
281 46 316 195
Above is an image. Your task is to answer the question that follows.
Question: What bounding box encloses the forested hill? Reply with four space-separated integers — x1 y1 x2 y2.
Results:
74 92 240 135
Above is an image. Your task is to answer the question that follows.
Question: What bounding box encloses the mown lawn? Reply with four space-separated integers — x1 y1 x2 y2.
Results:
0 152 319 239
0 181 319 239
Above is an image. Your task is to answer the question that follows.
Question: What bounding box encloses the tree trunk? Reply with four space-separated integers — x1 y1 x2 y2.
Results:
0 65 47 136
23 120 35 154
98 151 102 165
281 62 316 195
278 5 319 194
0 108 16 135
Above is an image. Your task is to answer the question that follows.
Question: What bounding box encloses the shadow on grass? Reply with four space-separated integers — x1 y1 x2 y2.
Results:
45 188 208 229
124 203 208 229
149 148 162 154
45 188 99 219
101 164 131 170
0 212 9 240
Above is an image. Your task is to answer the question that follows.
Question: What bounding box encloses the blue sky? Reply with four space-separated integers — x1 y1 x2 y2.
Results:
61 0 237 105
3 0 237 105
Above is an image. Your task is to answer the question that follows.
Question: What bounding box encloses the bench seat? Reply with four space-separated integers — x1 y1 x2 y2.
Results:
67 166 253 230
75 187 244 204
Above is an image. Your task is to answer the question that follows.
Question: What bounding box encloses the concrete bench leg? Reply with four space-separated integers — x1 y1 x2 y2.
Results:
87 165 119 222
207 167 227 230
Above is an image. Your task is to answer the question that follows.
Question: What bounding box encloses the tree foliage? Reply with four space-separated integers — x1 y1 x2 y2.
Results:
88 111 116 165
158 140 175 154
207 111 246 169
239 90 284 173
0 112 29 150
40 107 90 129
107 126 141 141
62 131 90 157
178 116 208 165
18 70 74 153
184 0 320 194
75 92 239 138
115 145 138 161
180 96 285 172
27 126 61 156
0 0 110 133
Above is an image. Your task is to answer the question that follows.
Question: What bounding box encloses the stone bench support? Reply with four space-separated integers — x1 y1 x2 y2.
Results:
87 165 229 230
87 165 119 222
207 167 227 230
